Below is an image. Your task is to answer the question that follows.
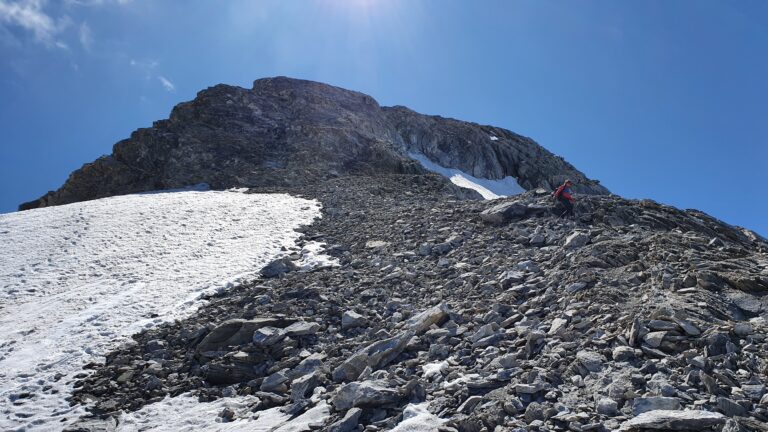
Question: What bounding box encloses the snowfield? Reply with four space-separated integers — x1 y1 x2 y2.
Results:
409 152 525 199
0 189 324 431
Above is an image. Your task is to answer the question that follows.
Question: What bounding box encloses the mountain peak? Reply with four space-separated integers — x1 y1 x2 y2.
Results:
19 76 607 210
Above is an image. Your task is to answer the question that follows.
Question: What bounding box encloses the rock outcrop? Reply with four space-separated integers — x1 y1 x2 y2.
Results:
20 76 606 210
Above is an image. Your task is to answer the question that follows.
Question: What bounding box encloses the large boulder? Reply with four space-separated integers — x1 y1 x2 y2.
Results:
619 410 726 431
331 380 402 411
632 397 681 415
479 202 548 225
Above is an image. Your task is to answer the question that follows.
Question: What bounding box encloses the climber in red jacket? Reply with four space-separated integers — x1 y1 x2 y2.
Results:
553 180 575 218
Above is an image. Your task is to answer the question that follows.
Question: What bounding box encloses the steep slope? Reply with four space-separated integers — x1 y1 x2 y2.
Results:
19 77 606 210
69 176 768 431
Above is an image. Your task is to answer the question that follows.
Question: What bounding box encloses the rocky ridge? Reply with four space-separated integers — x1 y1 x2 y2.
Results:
65 174 768 431
20 77 606 210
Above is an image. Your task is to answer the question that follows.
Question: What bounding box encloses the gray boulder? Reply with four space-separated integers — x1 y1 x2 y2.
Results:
341 311 366 330
260 258 297 278
480 202 528 225
576 350 605 373
619 410 726 431
564 231 590 248
632 397 681 415
252 327 287 346
331 380 401 411
284 321 320 336
328 407 362 432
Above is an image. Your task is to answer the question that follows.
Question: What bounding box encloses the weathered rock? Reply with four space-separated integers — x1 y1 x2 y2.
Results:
261 370 289 393
253 327 287 346
632 397 681 415
619 410 726 431
565 282 587 294
288 353 325 379
643 331 667 348
733 323 753 337
672 317 701 336
341 311 366 330
291 372 319 402
480 202 528 225
576 350 605 373
145 339 167 353
596 398 620 416
261 258 298 278
548 318 568 336
328 407 362 432
197 317 292 353
717 397 748 417
284 321 320 336
613 346 635 362
564 231 590 248
331 380 401 411
458 396 484 414
647 319 679 331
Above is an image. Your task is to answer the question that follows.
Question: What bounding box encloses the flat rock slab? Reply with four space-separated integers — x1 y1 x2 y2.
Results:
331 380 401 411
632 396 681 415
619 410 726 431
479 202 547 225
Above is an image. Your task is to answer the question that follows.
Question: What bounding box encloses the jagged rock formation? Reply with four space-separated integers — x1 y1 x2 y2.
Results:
70 175 767 431
19 77 606 210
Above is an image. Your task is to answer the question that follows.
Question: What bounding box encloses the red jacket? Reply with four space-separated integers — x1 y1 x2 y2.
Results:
554 185 574 202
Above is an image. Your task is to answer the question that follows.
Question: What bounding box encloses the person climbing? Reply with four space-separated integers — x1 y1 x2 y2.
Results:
553 179 575 218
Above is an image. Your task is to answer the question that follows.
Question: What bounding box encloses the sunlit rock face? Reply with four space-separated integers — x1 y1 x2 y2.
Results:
20 76 606 210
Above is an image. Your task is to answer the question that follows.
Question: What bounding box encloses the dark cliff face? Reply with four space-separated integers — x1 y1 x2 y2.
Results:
19 76 608 210
383 106 607 194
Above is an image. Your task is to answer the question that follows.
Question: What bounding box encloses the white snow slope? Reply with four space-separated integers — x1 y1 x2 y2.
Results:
0 189 324 431
409 152 525 199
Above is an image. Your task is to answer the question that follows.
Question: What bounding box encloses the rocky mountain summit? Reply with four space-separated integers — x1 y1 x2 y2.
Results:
65 174 767 431
20 76 606 210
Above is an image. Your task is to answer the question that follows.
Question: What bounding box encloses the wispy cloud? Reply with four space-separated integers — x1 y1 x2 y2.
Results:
158 75 174 92
1 0 130 49
0 0 69 48
129 58 175 92
78 21 91 50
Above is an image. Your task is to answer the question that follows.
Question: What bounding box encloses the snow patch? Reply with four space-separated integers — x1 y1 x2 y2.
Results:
409 152 525 200
422 360 448 380
118 393 268 432
489 135 499 141
390 403 445 432
0 190 322 431
119 396 331 432
297 241 340 271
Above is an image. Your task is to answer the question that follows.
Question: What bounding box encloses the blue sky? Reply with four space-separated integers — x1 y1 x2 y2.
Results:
1 0 766 235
